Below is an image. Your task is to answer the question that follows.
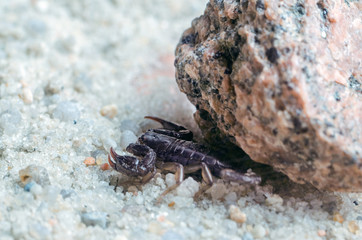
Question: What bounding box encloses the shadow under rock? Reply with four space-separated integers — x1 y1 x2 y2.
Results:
201 125 341 214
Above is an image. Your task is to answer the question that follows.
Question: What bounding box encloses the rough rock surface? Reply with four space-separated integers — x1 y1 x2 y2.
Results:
175 0 361 191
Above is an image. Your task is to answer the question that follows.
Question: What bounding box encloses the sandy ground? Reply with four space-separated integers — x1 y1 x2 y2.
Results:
0 0 361 239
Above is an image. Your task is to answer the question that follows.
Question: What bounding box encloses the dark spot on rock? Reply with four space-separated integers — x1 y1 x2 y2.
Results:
229 47 240 61
266 47 279 63
212 89 219 94
272 128 278 136
193 88 201 96
295 3 305 16
348 74 361 93
199 109 212 121
303 138 309 146
214 51 223 59
309 150 318 159
214 0 225 10
181 34 196 45
254 36 260 44
334 91 341 101
317 2 328 20
256 0 265 10
224 68 232 74
242 0 249 9
292 117 308 134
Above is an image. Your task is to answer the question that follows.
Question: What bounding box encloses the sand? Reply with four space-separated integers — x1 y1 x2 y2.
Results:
0 0 361 239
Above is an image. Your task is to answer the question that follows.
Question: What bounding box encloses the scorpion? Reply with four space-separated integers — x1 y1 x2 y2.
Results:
108 116 261 201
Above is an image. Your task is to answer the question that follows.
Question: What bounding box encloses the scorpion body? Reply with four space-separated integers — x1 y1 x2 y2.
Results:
108 116 261 201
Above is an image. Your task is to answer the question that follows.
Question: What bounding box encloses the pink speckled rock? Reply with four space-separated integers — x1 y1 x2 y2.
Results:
175 0 361 191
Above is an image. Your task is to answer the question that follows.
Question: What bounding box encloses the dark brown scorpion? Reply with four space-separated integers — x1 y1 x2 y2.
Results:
108 116 261 201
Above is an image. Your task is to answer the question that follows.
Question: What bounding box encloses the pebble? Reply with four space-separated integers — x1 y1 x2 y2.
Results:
100 163 110 171
53 101 80 122
229 205 247 224
148 221 165 235
357 216 362 221
0 109 22 135
209 183 227 200
119 130 138 149
29 223 50 239
20 88 33 104
24 18 47 36
60 189 75 199
100 104 117 119
251 225 266 239
19 165 50 186
44 80 62 95
265 194 284 209
348 221 359 234
176 177 199 198
120 119 140 134
242 232 254 240
224 192 237 203
83 157 96 166
24 181 36 192
81 212 108 229
333 213 344 223
30 183 43 196
162 231 184 240
165 173 176 187
317 229 326 237
128 186 138 194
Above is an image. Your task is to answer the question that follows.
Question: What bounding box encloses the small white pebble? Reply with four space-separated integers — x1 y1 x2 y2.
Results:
53 101 80 122
176 177 199 198
119 130 138 149
113 235 128 240
165 173 176 188
148 221 165 235
229 205 247 224
225 192 237 203
265 194 284 211
100 104 117 119
134 195 144 204
30 183 43 196
20 88 33 104
251 225 266 239
209 183 227 200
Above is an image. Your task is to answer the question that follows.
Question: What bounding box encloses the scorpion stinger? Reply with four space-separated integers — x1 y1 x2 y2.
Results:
144 116 193 140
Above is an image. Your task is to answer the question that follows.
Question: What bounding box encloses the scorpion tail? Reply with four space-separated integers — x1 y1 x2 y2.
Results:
144 116 187 131
219 169 261 185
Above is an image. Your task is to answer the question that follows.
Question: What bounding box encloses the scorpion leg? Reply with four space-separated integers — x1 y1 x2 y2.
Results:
145 116 193 140
156 162 184 203
194 163 214 200
219 169 261 185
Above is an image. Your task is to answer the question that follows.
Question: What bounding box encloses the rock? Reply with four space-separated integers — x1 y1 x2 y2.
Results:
119 130 138 149
100 104 117 119
229 205 247 224
53 101 80 122
0 109 22 135
81 212 108 229
19 165 51 187
175 0 361 191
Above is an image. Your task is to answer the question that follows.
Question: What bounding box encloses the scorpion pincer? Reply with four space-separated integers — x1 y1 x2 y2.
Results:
108 116 261 201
